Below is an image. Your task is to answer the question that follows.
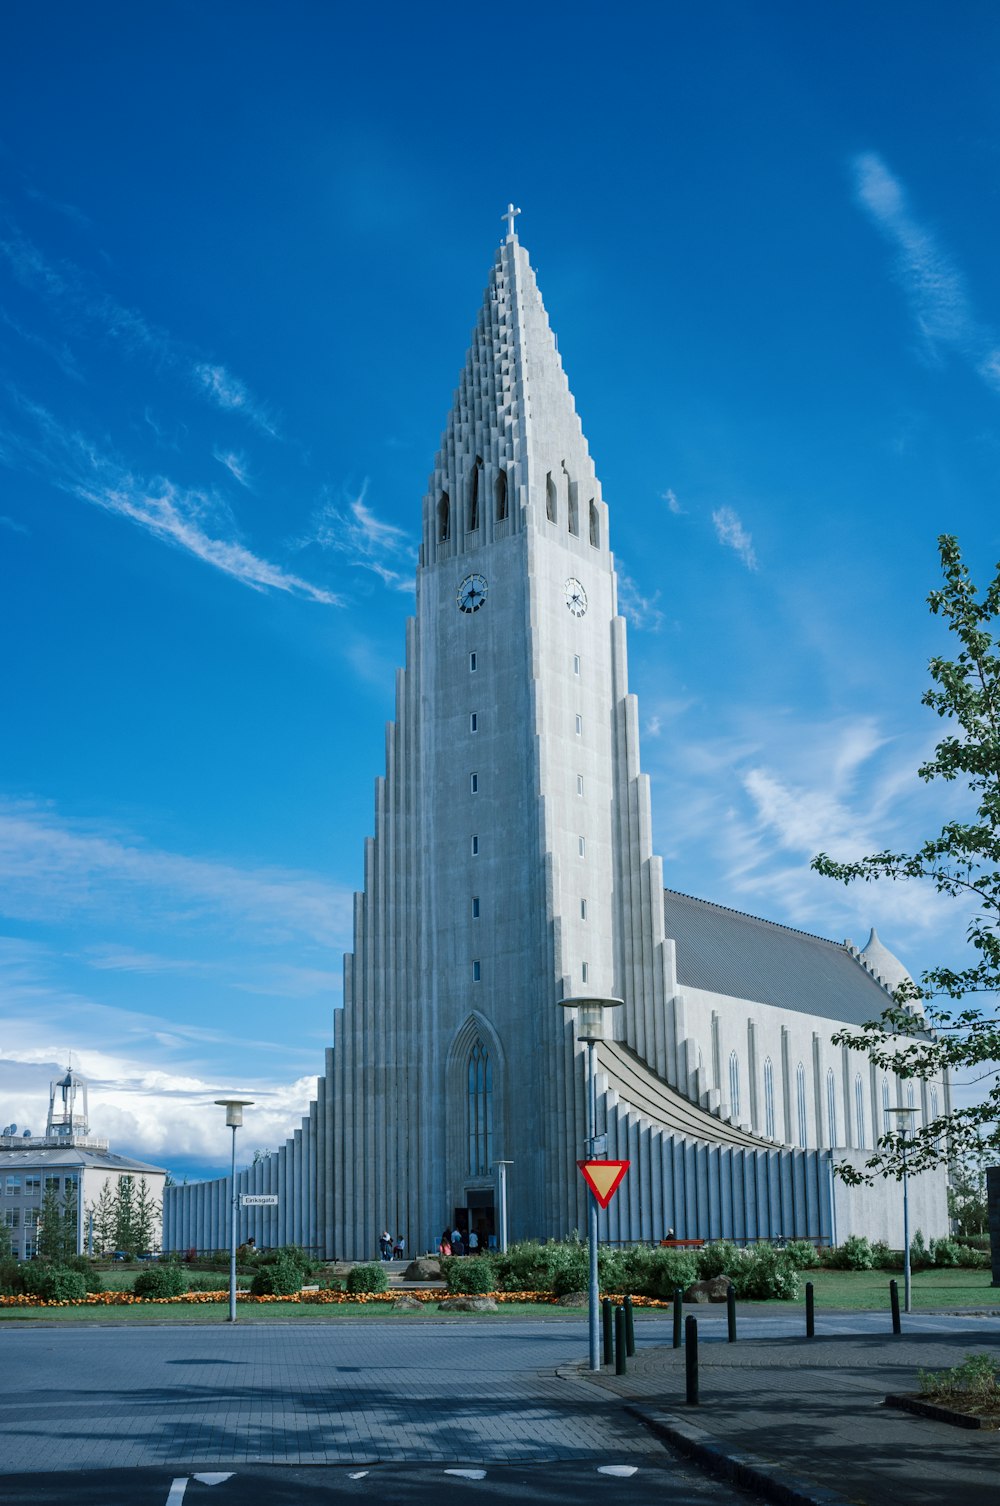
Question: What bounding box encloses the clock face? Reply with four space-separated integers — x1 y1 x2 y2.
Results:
565 577 588 617
457 573 489 613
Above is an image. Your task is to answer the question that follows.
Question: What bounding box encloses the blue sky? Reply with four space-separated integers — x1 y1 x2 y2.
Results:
1 2 996 1180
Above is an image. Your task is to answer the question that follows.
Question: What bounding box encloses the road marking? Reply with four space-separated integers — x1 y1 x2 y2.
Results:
166 1472 235 1503
347 1472 369 1480
445 1468 487 1479
193 1476 234 1487
598 1465 638 1476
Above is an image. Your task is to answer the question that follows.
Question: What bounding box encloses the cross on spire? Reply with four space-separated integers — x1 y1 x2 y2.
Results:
503 202 521 239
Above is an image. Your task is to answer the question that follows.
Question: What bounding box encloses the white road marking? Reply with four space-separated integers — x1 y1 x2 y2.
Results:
598 1465 638 1477
445 1468 487 1479
193 1476 234 1487
166 1482 188 1506
347 1472 369 1480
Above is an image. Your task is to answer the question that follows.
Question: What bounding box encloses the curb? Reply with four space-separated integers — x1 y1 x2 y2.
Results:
626 1405 857 1506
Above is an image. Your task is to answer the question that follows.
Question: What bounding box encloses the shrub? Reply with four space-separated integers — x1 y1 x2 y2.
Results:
828 1235 875 1271
344 1261 388 1295
0 1258 24 1296
930 1237 962 1268
641 1248 699 1297
729 1246 800 1301
697 1241 741 1279
959 1248 990 1269
185 1272 230 1292
134 1264 187 1298
491 1241 561 1292
21 1264 87 1301
868 1240 897 1270
919 1353 999 1401
261 1244 315 1278
783 1240 820 1270
448 1256 498 1294
251 1255 304 1296
910 1229 932 1271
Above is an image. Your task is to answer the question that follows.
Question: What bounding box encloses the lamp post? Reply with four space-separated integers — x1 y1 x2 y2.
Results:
215 1098 254 1323
559 995 623 1371
495 1160 513 1253
891 1105 918 1314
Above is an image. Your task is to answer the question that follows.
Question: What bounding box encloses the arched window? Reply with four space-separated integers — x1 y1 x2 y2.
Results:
589 498 599 547
468 458 482 531
437 492 450 542
796 1062 807 1147
566 466 578 535
854 1074 866 1149
545 471 557 522
906 1079 915 1117
728 1051 741 1120
881 1076 890 1137
763 1057 775 1138
826 1068 838 1145
495 468 508 521
468 1039 492 1176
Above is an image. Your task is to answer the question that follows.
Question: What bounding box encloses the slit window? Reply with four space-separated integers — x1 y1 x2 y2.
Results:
573 655 580 675
468 458 481 531
581 962 589 984
472 896 480 919
437 492 451 542
575 714 583 735
472 960 481 982
589 498 599 547
580 898 587 920
545 470 557 522
470 773 479 794
470 713 478 732
471 835 479 856
578 836 586 857
469 652 477 672
576 775 584 796
495 468 508 521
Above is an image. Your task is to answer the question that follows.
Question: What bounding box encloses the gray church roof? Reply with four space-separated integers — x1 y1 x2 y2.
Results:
663 889 899 1025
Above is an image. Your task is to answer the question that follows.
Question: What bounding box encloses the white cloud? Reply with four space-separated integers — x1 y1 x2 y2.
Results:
616 562 665 631
712 505 758 570
662 487 685 515
212 448 252 488
196 364 278 438
298 483 416 593
0 800 354 949
853 152 1000 393
0 395 340 604
0 513 27 534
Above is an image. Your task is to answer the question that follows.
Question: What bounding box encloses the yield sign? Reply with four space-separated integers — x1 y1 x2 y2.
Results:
577 1159 629 1208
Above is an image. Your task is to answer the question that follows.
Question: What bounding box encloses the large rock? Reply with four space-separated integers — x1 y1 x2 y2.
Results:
684 1275 733 1304
557 1290 588 1306
391 1295 425 1311
437 1296 498 1313
404 1257 441 1281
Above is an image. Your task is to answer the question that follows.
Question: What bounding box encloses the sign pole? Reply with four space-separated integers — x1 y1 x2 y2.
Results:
587 1037 600 1371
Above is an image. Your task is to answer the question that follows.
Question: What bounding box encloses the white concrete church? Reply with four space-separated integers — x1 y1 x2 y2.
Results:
165 215 948 1259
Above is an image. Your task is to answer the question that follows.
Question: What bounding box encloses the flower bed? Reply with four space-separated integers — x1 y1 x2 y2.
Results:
0 1287 676 1309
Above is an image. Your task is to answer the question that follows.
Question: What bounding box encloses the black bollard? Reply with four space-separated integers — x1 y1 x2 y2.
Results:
624 1293 636 1357
890 1278 901 1335
602 1297 613 1366
685 1314 699 1404
805 1280 815 1338
615 1304 627 1375
726 1283 737 1343
673 1286 683 1349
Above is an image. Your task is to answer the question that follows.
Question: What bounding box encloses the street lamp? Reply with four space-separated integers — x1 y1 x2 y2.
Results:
559 995 623 1371
891 1105 918 1314
495 1160 513 1253
215 1098 254 1323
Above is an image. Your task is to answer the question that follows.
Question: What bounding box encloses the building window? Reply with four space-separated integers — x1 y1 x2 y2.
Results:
854 1074 866 1149
469 652 477 672
470 712 478 732
24 1175 40 1195
3 1209 19 1229
589 498 600 547
826 1068 838 1145
906 1079 915 1114
472 896 480 919
728 1051 741 1119
495 468 508 521
764 1057 775 1138
578 836 586 857
471 835 479 855
468 457 482 531
796 1062 807 1147
546 470 557 523
573 654 581 675
575 714 583 735
468 1040 493 1176
5 1176 21 1194
470 773 479 794
567 472 579 535
580 898 587 920
44 1175 59 1192
438 492 451 542
24 1209 39 1230
576 775 584 796
472 960 481 982
882 1076 890 1137
581 962 589 983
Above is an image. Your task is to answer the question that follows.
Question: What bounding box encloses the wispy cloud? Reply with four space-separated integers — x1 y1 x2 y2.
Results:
297 482 416 593
196 364 279 438
712 505 758 570
852 152 1000 393
0 305 82 380
212 447 252 489
0 799 354 949
662 487 685 515
616 563 665 631
0 393 339 604
0 514 28 535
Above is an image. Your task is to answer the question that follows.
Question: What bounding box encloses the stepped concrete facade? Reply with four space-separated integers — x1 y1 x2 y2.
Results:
164 226 948 1259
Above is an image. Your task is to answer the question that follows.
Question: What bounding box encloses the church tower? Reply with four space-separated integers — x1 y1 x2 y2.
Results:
165 216 949 1259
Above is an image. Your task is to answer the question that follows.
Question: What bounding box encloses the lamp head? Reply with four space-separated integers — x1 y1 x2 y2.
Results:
890 1105 918 1137
215 1098 254 1128
558 995 624 1042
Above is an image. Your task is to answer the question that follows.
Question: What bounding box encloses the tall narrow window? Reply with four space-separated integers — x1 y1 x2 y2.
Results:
826 1068 838 1145
578 835 586 857
581 962 589 983
796 1062 807 1147
728 1051 741 1119
546 470 557 522
589 498 599 547
575 714 583 735
763 1057 775 1138
468 1040 493 1176
472 960 481 982
438 492 451 542
906 1079 915 1111
495 468 508 521
881 1076 890 1136
580 898 587 920
573 655 581 675
468 458 481 531
470 713 478 732
471 835 479 856
471 896 480 919
470 773 479 794
565 465 578 535
469 652 477 672
576 775 584 796
854 1074 866 1149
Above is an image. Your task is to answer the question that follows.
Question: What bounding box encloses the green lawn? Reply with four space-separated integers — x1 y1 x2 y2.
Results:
749 1265 997 1310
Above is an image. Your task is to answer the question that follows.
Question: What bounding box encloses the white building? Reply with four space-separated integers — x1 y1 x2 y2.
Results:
165 221 948 1258
1 1068 167 1258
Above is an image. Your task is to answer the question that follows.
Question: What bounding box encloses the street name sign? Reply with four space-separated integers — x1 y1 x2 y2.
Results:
240 1195 278 1206
577 1159 629 1208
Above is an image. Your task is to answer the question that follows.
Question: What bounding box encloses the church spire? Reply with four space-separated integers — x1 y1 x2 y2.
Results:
420 219 605 568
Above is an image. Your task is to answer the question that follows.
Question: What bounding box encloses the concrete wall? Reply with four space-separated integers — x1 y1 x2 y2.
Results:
832 1149 949 1245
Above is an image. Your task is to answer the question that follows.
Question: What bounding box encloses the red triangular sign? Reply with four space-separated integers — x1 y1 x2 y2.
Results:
577 1159 629 1208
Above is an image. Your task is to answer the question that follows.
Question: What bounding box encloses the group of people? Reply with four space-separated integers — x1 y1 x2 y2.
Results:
378 1231 405 1261
438 1225 489 1257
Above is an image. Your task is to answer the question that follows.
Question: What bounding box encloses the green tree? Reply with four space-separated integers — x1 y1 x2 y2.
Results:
813 535 1000 1181
113 1175 137 1255
37 1181 78 1263
133 1178 161 1253
948 1138 990 1237
88 1180 117 1255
